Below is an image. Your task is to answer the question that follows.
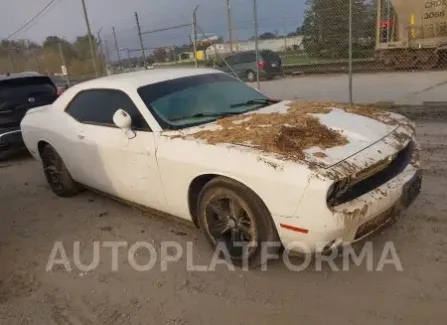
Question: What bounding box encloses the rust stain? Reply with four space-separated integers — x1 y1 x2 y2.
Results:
411 141 422 168
339 203 369 228
256 156 283 171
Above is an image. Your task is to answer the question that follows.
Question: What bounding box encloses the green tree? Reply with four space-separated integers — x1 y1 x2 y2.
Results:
73 34 98 60
153 48 168 62
43 36 76 62
302 0 376 59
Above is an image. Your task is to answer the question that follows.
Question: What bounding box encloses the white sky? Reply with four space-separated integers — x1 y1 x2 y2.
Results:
1 0 305 44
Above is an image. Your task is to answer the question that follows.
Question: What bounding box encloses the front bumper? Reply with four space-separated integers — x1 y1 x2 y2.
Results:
0 127 24 151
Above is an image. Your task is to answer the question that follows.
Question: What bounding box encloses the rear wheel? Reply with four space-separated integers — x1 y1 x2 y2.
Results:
41 145 82 197
246 70 256 82
197 177 280 268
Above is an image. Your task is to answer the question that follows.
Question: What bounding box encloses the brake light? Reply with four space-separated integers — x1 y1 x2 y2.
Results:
257 60 266 68
57 87 63 96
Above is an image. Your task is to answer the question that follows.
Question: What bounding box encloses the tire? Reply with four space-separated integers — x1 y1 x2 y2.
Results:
41 145 82 197
246 70 256 82
197 177 280 268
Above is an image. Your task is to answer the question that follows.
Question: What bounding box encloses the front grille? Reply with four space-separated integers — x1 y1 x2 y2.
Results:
332 141 414 206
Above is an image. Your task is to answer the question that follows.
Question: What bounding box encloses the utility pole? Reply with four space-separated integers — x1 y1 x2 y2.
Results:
58 42 71 87
253 0 260 90
193 5 199 67
226 0 233 53
97 28 107 75
81 0 99 77
32 48 40 73
112 26 122 71
135 12 146 67
8 51 15 73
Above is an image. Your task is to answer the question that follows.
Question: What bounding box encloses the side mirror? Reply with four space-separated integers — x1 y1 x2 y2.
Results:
113 109 136 139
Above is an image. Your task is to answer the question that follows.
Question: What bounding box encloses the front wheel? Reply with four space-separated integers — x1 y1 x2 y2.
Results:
197 177 280 268
41 145 82 197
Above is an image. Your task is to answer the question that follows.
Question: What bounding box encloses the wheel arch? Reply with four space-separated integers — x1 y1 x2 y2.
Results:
187 173 272 229
37 140 51 158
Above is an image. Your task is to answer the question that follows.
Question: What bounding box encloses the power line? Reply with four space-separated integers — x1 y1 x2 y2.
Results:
3 0 61 41
18 0 64 38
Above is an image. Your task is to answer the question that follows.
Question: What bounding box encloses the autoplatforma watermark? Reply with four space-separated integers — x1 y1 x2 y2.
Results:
46 240 403 273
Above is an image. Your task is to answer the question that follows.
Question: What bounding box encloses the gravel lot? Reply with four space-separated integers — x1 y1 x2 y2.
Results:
1 120 446 325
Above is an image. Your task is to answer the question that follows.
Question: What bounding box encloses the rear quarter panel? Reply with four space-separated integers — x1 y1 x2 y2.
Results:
21 104 79 173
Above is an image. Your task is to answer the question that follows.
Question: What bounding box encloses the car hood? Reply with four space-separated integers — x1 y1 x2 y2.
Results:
162 100 412 168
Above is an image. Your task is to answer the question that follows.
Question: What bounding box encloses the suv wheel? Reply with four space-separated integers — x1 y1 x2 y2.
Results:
246 70 256 82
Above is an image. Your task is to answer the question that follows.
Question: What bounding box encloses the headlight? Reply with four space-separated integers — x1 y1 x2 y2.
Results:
327 179 349 206
327 183 336 201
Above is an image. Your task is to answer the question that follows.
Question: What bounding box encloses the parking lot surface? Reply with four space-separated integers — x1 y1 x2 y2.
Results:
1 120 446 325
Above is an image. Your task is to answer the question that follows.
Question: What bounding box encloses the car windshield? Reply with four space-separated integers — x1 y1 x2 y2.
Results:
137 73 273 130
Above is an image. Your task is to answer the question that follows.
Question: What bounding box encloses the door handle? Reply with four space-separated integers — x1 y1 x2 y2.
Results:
77 133 85 139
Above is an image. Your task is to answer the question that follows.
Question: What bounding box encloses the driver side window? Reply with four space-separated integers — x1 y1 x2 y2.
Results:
65 89 151 131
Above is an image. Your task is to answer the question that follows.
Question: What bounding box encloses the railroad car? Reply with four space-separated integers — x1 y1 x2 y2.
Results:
376 0 447 69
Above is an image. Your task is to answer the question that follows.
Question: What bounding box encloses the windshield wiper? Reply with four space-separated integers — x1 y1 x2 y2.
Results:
170 111 241 121
230 98 279 108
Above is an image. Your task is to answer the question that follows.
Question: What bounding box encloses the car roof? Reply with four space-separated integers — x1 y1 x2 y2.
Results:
0 71 49 82
72 68 224 91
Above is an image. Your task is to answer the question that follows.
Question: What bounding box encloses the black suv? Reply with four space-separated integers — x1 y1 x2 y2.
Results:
216 50 283 82
0 72 58 153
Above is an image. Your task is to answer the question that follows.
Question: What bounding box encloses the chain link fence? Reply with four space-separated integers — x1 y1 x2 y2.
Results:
4 0 447 105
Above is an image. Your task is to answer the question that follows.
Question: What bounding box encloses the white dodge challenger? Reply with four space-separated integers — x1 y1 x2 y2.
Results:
20 68 422 266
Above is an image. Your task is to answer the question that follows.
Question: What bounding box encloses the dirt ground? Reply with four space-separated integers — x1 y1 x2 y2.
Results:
1 120 446 325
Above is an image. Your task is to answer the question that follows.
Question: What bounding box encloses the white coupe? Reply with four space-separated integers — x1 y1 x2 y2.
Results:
21 68 422 266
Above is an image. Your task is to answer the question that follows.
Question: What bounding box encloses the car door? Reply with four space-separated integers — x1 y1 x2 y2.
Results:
222 54 240 78
64 89 166 210
240 52 257 75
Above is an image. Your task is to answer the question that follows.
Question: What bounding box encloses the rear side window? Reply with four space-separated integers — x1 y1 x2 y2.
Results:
0 77 56 100
239 52 256 63
261 50 281 62
224 54 240 65
65 89 150 130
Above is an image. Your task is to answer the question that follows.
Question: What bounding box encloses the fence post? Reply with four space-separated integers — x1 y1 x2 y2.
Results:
348 0 353 106
226 0 233 53
97 28 107 76
283 17 287 64
112 27 122 71
135 12 146 68
8 52 15 73
253 0 260 90
193 5 199 67
126 49 132 71
58 42 71 87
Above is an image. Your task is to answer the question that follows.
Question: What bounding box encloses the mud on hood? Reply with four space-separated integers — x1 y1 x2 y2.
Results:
164 100 411 168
